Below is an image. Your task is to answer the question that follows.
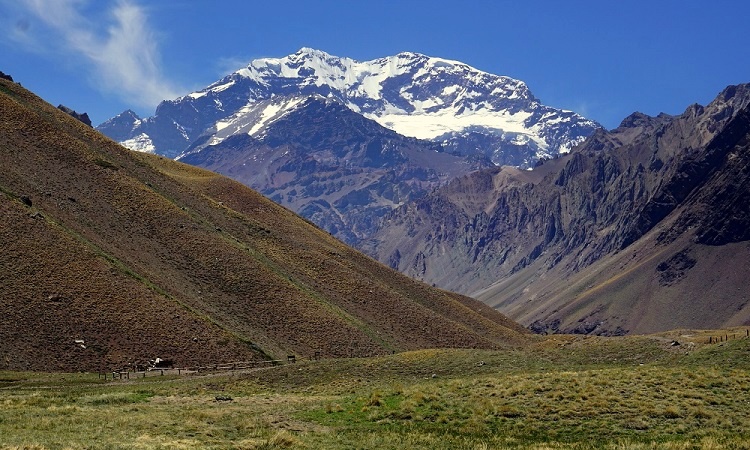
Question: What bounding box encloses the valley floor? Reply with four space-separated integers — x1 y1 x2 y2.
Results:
1 330 750 449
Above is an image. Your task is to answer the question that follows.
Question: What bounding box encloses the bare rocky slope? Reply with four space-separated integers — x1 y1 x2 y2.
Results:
0 78 528 372
366 84 750 335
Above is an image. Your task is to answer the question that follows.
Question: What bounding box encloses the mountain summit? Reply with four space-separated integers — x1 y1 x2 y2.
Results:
98 48 599 166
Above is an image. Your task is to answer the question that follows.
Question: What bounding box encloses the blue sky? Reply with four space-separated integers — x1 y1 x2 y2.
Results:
1 0 748 129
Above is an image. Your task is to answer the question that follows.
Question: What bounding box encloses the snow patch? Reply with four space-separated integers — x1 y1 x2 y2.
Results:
121 133 155 153
210 80 236 93
368 109 537 141
248 96 305 136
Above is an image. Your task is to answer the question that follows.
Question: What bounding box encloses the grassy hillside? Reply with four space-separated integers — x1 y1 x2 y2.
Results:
1 330 749 449
0 78 526 372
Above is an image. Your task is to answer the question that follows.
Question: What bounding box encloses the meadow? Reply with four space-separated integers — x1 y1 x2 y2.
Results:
1 331 749 449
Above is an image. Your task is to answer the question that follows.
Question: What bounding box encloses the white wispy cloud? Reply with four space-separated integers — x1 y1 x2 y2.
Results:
215 55 254 77
4 0 181 109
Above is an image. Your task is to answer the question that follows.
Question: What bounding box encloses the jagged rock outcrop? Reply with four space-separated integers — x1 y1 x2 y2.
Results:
57 104 92 127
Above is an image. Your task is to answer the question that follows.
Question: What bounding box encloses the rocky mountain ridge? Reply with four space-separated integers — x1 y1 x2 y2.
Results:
365 84 750 335
57 104 92 127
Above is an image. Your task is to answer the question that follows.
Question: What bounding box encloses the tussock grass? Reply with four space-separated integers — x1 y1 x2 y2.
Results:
2 335 750 449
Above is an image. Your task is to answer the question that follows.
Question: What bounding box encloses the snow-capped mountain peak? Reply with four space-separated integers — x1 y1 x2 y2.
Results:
228 48 534 117
215 48 590 165
100 48 599 166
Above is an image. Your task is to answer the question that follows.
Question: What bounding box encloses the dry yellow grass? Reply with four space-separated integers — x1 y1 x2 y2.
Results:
2 334 750 449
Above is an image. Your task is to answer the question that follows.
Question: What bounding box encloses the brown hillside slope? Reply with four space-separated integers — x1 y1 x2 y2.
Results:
0 79 527 372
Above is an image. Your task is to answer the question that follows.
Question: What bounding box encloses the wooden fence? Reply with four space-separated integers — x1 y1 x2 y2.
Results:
99 353 320 381
707 329 749 344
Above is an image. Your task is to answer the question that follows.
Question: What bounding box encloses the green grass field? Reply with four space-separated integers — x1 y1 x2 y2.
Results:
1 332 749 449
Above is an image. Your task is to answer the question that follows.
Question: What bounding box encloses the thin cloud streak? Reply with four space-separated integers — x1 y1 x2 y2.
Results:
7 0 180 109
215 55 254 78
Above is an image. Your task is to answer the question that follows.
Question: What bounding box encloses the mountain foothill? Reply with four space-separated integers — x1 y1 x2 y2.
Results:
0 77 527 372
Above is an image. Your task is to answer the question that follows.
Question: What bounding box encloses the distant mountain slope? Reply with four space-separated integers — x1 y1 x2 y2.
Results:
179 95 493 244
98 48 600 167
366 84 750 335
0 78 528 372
